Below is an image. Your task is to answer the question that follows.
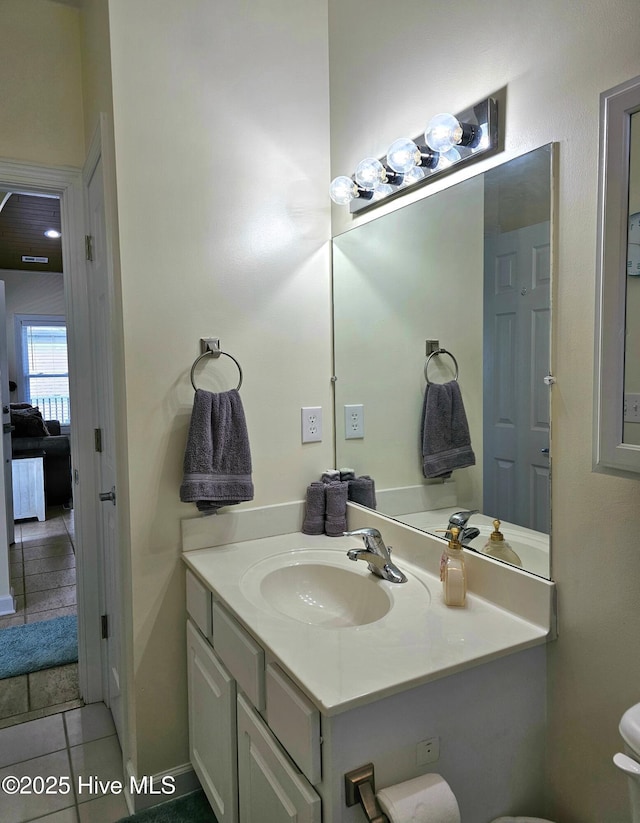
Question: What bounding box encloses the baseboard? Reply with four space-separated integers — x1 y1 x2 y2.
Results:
0 590 16 616
124 759 200 814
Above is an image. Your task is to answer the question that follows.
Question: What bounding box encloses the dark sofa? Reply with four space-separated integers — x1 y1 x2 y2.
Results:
10 406 72 508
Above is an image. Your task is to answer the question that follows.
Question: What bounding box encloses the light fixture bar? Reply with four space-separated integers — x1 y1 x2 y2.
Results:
344 96 499 215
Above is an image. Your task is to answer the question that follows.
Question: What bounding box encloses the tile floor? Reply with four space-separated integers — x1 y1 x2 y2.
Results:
0 508 81 728
0 702 129 823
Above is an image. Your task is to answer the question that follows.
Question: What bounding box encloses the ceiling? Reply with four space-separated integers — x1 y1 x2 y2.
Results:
0 193 63 273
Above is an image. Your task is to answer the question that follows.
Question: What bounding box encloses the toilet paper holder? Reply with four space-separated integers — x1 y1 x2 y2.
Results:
344 763 389 823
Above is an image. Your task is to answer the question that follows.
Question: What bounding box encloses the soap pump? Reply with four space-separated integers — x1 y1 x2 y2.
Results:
482 519 522 567
440 526 466 607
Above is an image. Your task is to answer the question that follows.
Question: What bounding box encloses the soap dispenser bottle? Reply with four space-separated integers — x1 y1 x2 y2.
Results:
440 526 466 607
482 519 522 567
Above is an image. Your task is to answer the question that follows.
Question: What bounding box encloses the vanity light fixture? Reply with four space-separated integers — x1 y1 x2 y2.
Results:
330 96 498 214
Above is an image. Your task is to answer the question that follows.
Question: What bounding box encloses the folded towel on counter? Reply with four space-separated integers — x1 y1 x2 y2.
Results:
302 482 326 535
421 380 475 479
347 475 377 509
325 481 348 536
321 469 341 483
180 388 254 514
339 467 356 481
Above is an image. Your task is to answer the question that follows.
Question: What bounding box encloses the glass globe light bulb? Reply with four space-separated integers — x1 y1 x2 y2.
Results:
371 183 395 201
329 176 358 205
355 157 387 191
435 147 461 170
401 166 426 186
386 138 421 174
424 113 464 153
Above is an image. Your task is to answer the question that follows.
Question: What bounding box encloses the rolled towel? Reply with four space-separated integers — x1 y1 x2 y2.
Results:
321 469 340 483
302 482 326 535
339 467 356 481
347 475 376 509
325 481 348 536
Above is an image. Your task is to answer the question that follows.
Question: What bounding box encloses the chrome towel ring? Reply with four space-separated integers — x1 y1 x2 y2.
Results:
190 338 243 391
425 347 459 385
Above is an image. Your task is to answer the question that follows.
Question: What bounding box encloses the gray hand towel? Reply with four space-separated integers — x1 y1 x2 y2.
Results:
322 469 341 483
325 481 348 536
421 381 475 479
347 475 376 509
302 481 326 535
180 388 254 514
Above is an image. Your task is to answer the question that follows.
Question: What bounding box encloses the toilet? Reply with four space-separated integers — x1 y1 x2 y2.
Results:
614 701 640 821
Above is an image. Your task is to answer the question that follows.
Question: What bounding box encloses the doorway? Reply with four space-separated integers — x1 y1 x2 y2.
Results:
0 158 109 732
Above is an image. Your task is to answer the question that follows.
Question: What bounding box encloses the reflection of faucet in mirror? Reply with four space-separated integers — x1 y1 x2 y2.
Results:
446 510 480 545
344 528 408 584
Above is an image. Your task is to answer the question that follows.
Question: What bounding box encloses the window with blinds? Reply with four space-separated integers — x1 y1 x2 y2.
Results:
16 316 70 425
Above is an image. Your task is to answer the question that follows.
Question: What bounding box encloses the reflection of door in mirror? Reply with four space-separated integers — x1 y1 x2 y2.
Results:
624 111 640 444
333 145 553 579
483 159 551 534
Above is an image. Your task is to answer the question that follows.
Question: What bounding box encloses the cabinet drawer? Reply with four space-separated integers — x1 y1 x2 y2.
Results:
213 602 265 710
186 570 212 638
266 663 321 785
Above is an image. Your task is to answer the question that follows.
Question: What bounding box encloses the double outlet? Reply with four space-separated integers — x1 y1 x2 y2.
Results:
301 404 365 443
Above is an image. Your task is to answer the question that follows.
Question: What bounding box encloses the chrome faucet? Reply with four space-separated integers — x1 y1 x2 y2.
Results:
447 510 480 545
343 528 408 584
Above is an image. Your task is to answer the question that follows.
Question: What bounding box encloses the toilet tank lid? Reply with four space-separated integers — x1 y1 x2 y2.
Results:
620 703 640 753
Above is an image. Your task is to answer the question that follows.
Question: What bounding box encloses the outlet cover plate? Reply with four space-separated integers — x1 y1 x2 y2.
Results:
301 406 322 443
344 404 364 439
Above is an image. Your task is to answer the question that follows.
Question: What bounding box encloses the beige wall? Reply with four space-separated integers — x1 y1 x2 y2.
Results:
329 1 640 821
106 0 332 776
0 0 85 168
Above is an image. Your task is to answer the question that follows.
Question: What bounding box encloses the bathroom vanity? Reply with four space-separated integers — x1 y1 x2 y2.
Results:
182 503 556 823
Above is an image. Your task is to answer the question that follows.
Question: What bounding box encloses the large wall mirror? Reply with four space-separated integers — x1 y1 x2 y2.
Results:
333 144 554 579
595 74 640 474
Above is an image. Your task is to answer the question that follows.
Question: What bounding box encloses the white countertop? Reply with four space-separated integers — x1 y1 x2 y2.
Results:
183 529 550 716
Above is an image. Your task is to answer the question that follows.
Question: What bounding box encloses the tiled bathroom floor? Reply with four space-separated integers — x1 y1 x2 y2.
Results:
0 508 81 728
0 702 129 823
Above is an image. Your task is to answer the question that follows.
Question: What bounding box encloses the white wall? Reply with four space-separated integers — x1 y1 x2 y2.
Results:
106 0 332 776
0 271 66 390
328 2 640 821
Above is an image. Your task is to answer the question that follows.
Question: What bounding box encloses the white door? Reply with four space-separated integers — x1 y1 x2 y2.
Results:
86 156 122 740
0 283 14 544
483 222 551 531
0 282 13 613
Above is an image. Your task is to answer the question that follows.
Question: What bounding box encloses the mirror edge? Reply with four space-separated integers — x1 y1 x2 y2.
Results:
594 73 640 476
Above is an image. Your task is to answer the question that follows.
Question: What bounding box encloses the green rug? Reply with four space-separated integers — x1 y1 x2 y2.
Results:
118 790 218 822
0 614 78 678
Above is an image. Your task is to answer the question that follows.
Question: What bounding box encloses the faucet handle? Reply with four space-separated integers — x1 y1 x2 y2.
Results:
343 528 381 539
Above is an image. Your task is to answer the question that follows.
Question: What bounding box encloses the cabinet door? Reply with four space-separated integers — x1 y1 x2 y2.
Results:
237 694 321 823
187 620 238 823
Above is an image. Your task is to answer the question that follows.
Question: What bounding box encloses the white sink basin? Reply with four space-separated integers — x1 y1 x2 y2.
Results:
240 550 397 628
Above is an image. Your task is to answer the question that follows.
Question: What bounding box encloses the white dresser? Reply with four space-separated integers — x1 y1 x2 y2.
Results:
12 452 46 522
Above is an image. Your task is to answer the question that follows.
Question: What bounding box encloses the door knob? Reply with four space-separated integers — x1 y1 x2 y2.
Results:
540 448 550 454
99 487 116 505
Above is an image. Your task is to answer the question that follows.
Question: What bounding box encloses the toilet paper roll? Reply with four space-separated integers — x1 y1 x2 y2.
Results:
377 773 461 823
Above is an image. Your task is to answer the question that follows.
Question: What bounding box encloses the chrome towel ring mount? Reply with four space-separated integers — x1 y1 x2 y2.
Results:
424 343 459 386
190 337 243 391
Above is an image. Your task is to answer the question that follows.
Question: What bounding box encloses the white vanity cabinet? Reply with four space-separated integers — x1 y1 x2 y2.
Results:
186 570 321 823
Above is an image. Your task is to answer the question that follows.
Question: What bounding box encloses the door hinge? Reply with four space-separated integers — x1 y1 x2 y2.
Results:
94 428 103 452
101 614 109 639
85 234 94 261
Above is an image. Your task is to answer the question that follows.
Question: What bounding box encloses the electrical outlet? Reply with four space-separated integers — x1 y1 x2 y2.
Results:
416 736 440 766
301 406 322 443
344 404 364 439
624 393 640 423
